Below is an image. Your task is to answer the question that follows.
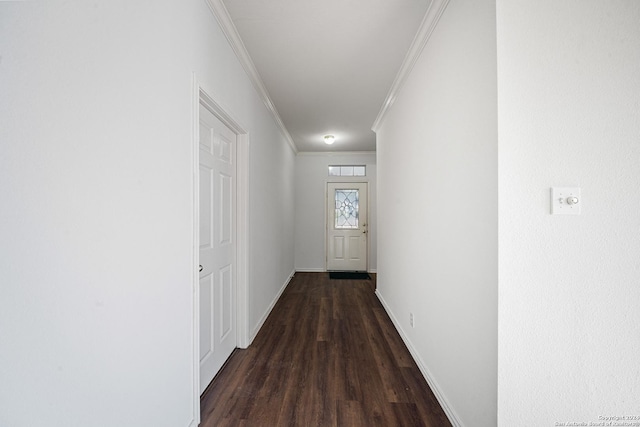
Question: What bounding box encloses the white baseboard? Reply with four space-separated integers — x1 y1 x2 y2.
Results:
295 268 378 273
375 290 464 427
250 269 295 342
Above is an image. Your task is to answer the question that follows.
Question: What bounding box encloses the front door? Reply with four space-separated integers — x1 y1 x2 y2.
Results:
327 182 368 271
198 102 236 394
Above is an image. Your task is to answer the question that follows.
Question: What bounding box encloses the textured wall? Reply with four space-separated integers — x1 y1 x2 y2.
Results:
497 0 640 424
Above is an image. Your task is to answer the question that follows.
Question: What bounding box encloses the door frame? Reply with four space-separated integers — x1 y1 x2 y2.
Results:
325 181 369 272
190 76 250 426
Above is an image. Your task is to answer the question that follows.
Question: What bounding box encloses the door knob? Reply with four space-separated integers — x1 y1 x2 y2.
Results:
199 265 203 272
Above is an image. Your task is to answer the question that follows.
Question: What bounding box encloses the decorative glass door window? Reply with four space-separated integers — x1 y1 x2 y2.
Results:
334 189 359 229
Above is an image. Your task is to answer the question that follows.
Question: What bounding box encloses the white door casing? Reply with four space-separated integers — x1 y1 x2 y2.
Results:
327 182 368 271
198 102 237 394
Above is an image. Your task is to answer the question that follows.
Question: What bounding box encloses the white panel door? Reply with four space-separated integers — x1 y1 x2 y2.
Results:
199 103 236 394
327 182 368 271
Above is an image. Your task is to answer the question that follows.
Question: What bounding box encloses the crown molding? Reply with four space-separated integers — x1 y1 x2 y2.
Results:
205 0 298 154
371 0 451 133
296 151 377 157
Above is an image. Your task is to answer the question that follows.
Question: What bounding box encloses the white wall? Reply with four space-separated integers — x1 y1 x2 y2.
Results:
247 113 296 337
497 1 640 425
0 1 295 426
294 152 377 272
375 0 497 426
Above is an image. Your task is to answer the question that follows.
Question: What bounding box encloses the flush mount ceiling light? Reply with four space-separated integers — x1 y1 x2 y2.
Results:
324 135 335 145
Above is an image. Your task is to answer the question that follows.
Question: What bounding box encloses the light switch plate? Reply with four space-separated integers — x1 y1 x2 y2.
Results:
551 187 581 215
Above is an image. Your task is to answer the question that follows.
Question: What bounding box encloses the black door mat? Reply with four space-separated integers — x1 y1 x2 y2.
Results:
329 272 371 280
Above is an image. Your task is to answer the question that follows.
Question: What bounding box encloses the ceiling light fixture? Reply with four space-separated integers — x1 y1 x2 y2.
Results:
324 135 335 145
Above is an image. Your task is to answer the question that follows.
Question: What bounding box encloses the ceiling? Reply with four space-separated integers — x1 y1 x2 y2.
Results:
221 0 433 152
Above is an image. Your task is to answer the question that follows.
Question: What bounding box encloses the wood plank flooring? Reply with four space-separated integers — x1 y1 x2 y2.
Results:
200 272 452 427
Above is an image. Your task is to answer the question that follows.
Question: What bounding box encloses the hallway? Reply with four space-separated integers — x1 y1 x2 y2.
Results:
200 272 451 426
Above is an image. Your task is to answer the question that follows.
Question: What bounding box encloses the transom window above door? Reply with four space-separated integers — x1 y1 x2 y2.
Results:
328 165 366 177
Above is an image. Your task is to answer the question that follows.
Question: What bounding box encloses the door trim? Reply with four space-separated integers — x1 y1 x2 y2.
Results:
190 75 249 426
198 85 250 348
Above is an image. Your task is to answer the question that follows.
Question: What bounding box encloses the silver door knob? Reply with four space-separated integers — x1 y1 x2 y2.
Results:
199 265 203 272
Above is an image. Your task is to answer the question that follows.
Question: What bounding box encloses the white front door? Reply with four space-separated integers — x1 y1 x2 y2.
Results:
199 103 236 394
327 182 368 271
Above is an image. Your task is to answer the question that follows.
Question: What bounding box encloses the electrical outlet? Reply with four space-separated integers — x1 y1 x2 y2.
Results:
409 312 414 328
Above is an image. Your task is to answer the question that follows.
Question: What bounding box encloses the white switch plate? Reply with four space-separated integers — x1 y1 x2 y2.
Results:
551 187 581 215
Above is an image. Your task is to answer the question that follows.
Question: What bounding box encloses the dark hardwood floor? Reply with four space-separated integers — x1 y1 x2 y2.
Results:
200 272 452 427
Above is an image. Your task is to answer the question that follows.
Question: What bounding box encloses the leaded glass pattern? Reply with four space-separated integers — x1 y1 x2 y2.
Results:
335 189 359 229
